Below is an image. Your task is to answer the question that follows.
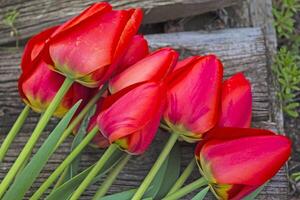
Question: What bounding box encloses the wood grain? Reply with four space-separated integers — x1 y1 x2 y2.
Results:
0 27 288 199
0 0 239 45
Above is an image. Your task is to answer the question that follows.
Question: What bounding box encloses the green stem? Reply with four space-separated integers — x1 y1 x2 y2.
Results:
93 154 131 200
0 77 73 198
53 165 69 189
167 159 196 196
162 177 208 200
30 126 99 200
0 105 30 162
70 144 118 200
132 133 179 200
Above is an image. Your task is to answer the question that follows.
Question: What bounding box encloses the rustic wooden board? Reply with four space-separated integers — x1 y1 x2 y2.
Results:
0 27 288 199
0 0 240 45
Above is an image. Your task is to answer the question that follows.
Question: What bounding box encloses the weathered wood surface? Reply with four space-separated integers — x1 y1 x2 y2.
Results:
0 0 240 45
0 27 288 199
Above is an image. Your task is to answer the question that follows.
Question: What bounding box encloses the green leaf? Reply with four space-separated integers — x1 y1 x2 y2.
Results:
155 142 181 199
143 151 170 198
65 106 96 182
100 189 137 200
191 186 210 200
2 101 82 200
46 149 124 200
242 183 267 200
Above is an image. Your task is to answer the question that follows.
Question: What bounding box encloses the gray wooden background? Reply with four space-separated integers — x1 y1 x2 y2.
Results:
0 0 289 199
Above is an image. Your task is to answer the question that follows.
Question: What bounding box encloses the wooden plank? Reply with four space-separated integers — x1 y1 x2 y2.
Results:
0 0 240 45
0 27 288 199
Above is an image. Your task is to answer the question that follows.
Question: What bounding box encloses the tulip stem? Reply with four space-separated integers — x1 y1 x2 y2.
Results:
0 77 73 198
167 159 196 196
0 105 30 162
70 144 118 200
92 154 131 200
132 132 179 200
162 177 208 200
30 126 99 200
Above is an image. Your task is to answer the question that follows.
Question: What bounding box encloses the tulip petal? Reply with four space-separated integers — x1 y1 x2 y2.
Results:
109 48 178 93
173 56 201 71
218 73 252 128
117 35 149 73
164 55 223 139
21 26 58 71
204 127 275 142
200 135 291 186
52 2 112 36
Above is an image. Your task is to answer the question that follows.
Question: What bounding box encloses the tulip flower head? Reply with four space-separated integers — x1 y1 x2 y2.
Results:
47 2 143 87
97 82 166 155
195 128 291 200
109 48 178 94
163 55 223 142
218 73 252 128
19 26 95 117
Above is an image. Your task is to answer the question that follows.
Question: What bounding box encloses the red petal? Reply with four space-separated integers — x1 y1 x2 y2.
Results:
117 35 149 73
200 135 291 185
164 55 223 139
21 26 58 72
218 73 252 128
52 2 112 36
173 56 201 71
195 127 276 159
109 48 178 93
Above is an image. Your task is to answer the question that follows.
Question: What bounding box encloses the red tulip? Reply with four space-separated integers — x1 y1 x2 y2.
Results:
47 2 143 87
109 48 178 94
163 55 223 142
97 82 166 154
19 26 95 117
116 35 149 74
218 73 252 128
195 128 291 200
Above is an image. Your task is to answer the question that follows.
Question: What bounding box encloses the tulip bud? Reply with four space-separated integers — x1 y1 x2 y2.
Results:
163 55 223 142
218 73 252 128
195 128 291 200
109 48 178 94
47 2 143 87
97 82 166 154
116 35 149 73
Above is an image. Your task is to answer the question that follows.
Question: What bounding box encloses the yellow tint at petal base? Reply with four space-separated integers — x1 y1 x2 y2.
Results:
51 62 99 88
24 96 68 118
164 119 203 143
114 138 129 150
